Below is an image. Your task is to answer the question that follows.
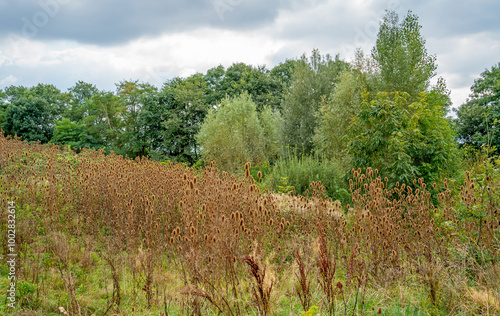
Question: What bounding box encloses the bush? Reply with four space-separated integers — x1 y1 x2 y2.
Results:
269 152 349 203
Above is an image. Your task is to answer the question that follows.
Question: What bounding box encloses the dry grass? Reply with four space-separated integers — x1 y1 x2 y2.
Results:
0 135 499 315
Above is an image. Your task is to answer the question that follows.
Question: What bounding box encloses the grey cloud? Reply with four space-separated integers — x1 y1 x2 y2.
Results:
0 0 291 45
402 0 500 37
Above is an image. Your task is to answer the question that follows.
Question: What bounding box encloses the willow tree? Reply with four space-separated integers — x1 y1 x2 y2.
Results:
197 92 281 174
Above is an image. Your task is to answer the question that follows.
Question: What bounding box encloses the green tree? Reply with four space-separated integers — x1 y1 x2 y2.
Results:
66 81 100 122
50 118 96 150
313 68 366 165
270 59 297 90
282 49 347 154
80 91 123 150
372 10 437 102
140 74 208 163
0 89 7 128
204 63 284 111
116 80 157 157
3 85 29 103
455 63 500 153
196 92 267 174
204 65 226 106
30 83 71 119
2 95 54 143
348 90 457 185
259 105 284 163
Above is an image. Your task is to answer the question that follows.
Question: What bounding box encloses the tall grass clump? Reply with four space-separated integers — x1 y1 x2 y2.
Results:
269 150 349 203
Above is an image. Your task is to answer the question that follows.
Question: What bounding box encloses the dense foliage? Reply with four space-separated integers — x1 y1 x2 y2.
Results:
455 63 500 153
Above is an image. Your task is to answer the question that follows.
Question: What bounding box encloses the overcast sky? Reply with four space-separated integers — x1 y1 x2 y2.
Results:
1 0 499 109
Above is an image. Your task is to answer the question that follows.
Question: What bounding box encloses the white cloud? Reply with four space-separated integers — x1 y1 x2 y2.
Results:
0 75 18 85
0 28 288 91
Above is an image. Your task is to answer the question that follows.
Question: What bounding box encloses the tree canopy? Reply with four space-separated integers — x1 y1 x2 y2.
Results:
372 10 437 101
455 63 500 153
196 92 274 173
282 49 347 154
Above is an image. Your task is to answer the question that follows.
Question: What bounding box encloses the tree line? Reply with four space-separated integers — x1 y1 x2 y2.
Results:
1 10 498 199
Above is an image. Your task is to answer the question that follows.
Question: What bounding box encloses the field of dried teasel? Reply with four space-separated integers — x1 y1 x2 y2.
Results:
0 134 499 315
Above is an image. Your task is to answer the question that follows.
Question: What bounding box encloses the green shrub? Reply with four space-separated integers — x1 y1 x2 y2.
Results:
269 152 350 203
